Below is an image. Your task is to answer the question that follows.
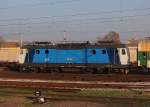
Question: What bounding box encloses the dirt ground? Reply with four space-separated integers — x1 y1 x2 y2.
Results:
0 87 150 107
0 95 150 107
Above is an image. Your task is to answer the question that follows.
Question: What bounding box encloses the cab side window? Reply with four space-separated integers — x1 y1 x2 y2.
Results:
35 50 40 54
92 49 96 55
102 49 106 54
143 53 146 58
45 49 49 54
122 49 126 55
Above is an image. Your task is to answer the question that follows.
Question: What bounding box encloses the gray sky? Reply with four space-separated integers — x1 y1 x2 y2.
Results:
0 0 150 42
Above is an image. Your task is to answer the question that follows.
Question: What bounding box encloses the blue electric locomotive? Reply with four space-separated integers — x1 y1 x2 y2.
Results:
19 42 129 73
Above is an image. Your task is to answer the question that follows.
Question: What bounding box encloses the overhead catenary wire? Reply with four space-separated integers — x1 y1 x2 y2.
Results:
2 30 150 38
0 13 150 27
0 0 150 41
0 0 82 10
0 6 150 22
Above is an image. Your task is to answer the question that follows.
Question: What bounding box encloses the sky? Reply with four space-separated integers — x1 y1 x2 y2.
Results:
0 0 150 42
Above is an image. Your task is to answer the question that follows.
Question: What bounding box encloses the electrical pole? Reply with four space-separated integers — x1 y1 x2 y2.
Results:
19 33 23 47
63 30 67 42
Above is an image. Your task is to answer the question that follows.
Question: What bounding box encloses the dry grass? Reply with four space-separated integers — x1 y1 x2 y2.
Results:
0 87 150 107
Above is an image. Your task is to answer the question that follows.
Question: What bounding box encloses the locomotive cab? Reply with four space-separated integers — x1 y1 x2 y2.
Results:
19 49 28 64
117 48 129 65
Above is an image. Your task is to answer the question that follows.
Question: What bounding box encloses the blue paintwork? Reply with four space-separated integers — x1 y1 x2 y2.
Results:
106 48 120 64
87 48 110 64
32 49 46 63
27 48 86 64
25 49 35 64
25 48 113 64
48 49 86 64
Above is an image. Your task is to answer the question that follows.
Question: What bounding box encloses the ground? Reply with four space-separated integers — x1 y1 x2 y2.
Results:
0 87 150 107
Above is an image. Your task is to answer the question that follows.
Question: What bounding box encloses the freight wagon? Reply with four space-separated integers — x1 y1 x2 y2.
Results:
0 42 20 67
127 44 138 65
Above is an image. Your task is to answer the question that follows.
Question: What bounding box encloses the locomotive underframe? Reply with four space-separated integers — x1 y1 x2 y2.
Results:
18 63 129 74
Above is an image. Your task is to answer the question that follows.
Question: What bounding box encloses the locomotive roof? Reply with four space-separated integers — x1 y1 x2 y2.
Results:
22 41 127 49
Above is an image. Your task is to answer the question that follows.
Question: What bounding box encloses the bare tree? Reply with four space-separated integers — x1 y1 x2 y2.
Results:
97 31 121 44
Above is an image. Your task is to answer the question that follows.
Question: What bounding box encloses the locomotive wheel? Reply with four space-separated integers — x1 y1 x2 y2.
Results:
33 67 41 73
49 68 61 74
83 68 96 74
58 67 62 73
19 66 28 72
100 68 109 74
93 68 98 73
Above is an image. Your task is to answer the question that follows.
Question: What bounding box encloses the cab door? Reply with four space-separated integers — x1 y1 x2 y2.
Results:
138 52 147 67
141 52 147 67
147 52 150 68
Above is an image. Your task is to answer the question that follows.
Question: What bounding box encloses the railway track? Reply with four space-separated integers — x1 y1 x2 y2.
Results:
0 78 150 90
1 68 150 82
1 69 150 90
1 69 150 82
